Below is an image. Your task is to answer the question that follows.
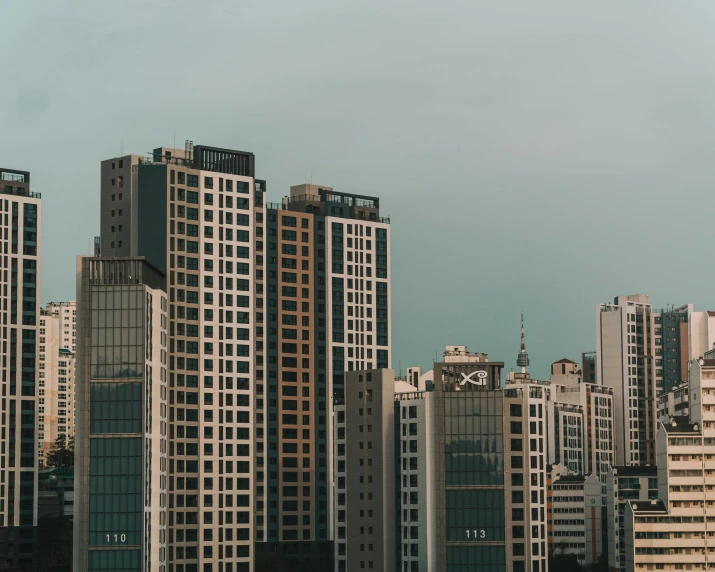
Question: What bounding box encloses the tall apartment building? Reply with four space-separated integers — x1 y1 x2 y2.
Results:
605 465 658 572
548 359 614 496
624 357 715 571
0 167 41 571
597 294 660 466
394 377 437 572
99 144 262 572
433 347 548 572
256 183 390 568
334 369 435 572
597 296 715 466
74 257 168 572
38 301 77 466
547 467 602 566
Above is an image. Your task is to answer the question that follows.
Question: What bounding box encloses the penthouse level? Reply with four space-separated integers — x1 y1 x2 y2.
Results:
269 184 390 223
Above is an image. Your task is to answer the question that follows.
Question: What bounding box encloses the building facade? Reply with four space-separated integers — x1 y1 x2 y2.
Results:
547 470 602 566
395 380 437 572
255 183 390 568
73 257 168 572
100 145 261 571
38 301 77 466
606 465 658 572
657 381 689 423
548 361 615 497
433 347 548 572
0 167 42 572
624 357 715 571
597 295 661 466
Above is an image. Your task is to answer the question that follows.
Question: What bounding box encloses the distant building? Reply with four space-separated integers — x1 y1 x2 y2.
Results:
582 352 596 384
38 301 77 467
606 465 658 572
38 467 74 519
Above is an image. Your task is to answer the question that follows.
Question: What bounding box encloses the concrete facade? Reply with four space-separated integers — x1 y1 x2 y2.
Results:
0 168 42 569
606 465 658 572
625 358 715 571
99 145 259 571
547 470 602 566
37 301 76 467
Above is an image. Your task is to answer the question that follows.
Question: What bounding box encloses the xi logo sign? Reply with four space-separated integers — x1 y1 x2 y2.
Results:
460 370 487 386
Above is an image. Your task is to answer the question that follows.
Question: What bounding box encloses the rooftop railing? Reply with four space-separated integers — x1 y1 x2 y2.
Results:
1 185 40 199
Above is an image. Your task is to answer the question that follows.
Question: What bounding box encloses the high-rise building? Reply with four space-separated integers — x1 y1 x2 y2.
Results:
394 375 437 572
605 464 658 572
73 257 168 572
256 183 390 568
99 144 262 572
624 357 715 571
597 294 660 466
336 369 400 572
0 167 41 570
433 347 548 572
38 301 77 466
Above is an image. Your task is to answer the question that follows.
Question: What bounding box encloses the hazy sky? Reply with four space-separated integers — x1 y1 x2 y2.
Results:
3 0 715 379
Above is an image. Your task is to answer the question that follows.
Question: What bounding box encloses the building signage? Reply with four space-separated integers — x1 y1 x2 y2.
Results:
460 370 487 386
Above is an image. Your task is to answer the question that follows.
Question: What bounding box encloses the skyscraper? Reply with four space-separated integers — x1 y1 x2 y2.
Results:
257 183 390 568
433 347 548 572
74 257 168 572
99 144 262 572
38 301 77 467
0 167 41 569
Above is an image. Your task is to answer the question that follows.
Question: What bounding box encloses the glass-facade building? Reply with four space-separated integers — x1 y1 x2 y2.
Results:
433 350 548 572
74 257 168 572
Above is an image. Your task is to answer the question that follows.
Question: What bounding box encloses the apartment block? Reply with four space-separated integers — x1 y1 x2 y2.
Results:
547 468 602 566
546 400 585 475
0 167 41 572
657 381 689 423
606 465 658 572
334 369 407 572
394 379 437 572
597 295 661 466
624 357 715 571
100 144 261 572
548 359 614 496
255 183 390 569
38 301 77 466
73 257 168 572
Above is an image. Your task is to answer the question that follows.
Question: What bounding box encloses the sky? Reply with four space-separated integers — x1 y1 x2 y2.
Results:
2 0 715 379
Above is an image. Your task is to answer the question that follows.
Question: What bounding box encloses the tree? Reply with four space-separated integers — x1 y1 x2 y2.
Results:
45 435 74 469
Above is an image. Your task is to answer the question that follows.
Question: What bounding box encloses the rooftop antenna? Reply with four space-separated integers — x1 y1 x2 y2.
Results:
173 130 176 151
120 139 123 156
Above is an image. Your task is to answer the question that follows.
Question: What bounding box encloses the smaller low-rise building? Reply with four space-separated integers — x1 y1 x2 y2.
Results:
547 468 602 566
606 465 658 572
657 381 689 423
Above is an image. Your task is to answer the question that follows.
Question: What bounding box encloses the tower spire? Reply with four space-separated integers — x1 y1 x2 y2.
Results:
517 310 530 374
